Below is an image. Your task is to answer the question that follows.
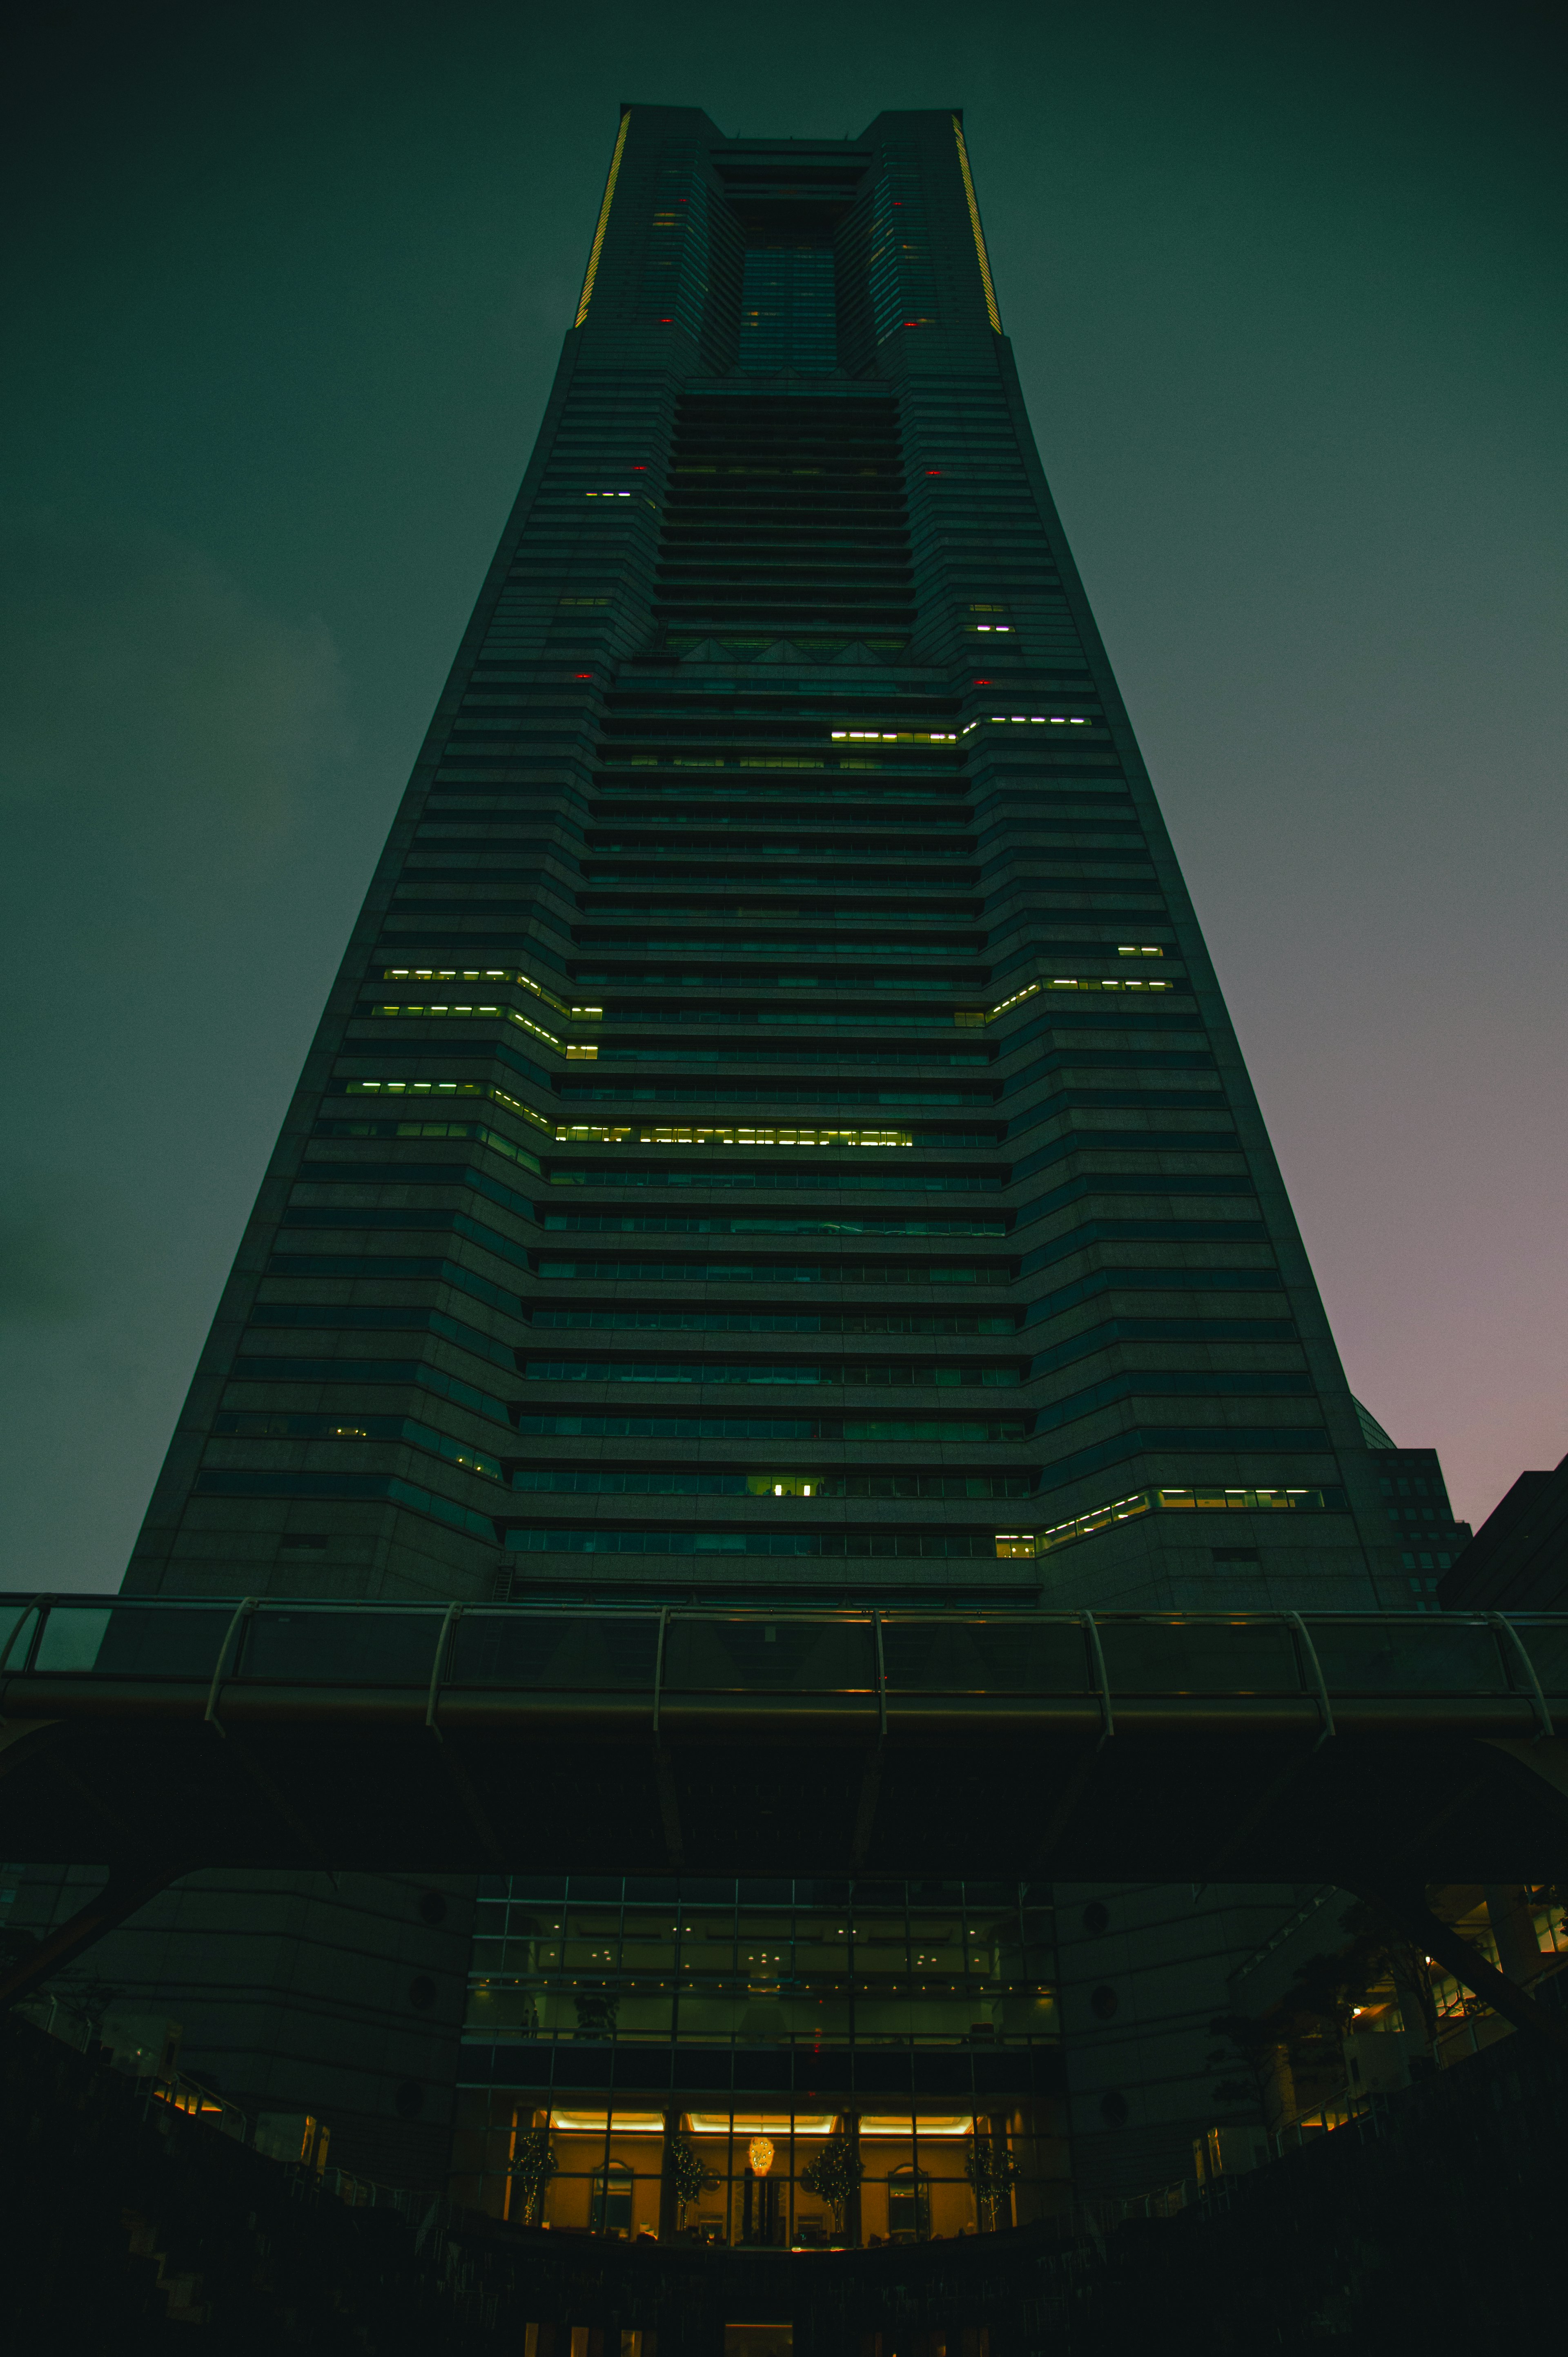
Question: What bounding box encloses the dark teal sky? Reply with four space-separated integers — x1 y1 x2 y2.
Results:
3 0 1564 1586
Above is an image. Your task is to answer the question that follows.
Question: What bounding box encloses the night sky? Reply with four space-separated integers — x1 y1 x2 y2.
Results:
2 0 1564 1589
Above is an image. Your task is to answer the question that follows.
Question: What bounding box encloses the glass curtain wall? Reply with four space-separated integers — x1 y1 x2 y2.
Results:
477 2103 1038 2246
455 1875 1062 2241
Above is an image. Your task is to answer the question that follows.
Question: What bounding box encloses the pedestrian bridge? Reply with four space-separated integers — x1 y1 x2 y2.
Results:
2 1592 1565 1885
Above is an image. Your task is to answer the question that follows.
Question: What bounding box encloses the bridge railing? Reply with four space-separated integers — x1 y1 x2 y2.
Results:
2 1595 1564 1715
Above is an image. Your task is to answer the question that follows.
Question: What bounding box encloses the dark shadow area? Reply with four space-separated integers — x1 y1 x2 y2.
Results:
6 1982 1564 2350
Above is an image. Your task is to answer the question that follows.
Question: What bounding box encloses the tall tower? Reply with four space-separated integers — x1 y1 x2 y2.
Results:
129 108 1397 1622
94 107 1407 2199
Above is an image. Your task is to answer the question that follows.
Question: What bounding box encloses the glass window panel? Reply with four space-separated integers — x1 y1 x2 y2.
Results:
887 2160 931 2243
534 1988 583 2036
466 1980 539 2035
240 1608 440 1684
684 2117 734 2244
563 1917 621 1968
1307 1618 1510 1693
1096 1617 1301 1694
662 1617 875 1692
450 1612 659 1689
620 1909 679 1969
924 2125 982 2239
907 1913 966 1973
1515 1623 1568 1693
737 1914 794 1962
32 1606 113 1673
591 2159 636 2237
882 1617 1089 1693
88 1603 234 1679
854 1990 919 2041
791 1911 852 1973
675 1987 748 2040
508 1907 564 1967
615 1989 675 2040
683 1915 739 1975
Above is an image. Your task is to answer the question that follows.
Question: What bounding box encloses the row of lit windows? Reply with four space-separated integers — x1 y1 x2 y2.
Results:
382 968 602 1019
509 1471 1033 1498
1019 1483 1344 1558
347 1088 979 1146
370 1004 599 1059
361 977 1175 1050
829 729 959 744
962 715 1095 732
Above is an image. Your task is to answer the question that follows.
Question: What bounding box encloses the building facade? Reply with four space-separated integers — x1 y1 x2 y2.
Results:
42 105 1413 2207
1350 1404 1472 1611
1440 1449 1568 1612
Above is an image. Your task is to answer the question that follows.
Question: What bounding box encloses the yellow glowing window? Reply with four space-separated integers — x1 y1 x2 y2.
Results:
1025 1485 1330 1559
345 1078 552 1140
829 730 958 744
592 1126 914 1151
381 966 598 1022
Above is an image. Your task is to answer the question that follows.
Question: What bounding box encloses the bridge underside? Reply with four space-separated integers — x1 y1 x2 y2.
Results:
4 1689 1566 1884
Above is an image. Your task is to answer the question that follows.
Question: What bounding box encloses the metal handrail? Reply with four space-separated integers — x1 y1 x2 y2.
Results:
0 1599 1559 1720
203 1597 259 1736
873 1611 888 1738
1081 1612 1115 1741
0 1594 48 1677
652 1605 670 1737
1285 1612 1336 1746
1489 1613 1554 1741
11 1593 1566 1626
426 1601 463 1739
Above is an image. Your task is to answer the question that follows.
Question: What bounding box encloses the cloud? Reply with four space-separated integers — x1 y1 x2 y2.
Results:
0 524 354 870
0 1171 109 1325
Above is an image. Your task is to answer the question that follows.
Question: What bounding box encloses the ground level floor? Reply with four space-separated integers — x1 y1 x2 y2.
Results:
453 2096 1069 2246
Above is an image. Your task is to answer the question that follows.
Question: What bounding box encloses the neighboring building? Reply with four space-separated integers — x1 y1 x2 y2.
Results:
1440 1452 1568 1612
1352 1400 1473 1612
1221 1880 1568 2144
24 106 1417 2210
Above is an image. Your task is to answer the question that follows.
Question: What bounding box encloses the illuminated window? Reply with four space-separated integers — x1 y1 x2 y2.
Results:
887 2164 931 2242
591 2160 635 2237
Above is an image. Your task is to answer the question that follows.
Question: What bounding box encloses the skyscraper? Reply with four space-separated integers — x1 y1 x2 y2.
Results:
69 105 1411 2207
131 105 1398 1621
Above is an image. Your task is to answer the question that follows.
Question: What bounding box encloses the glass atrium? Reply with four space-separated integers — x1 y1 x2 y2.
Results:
455 1875 1065 2242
